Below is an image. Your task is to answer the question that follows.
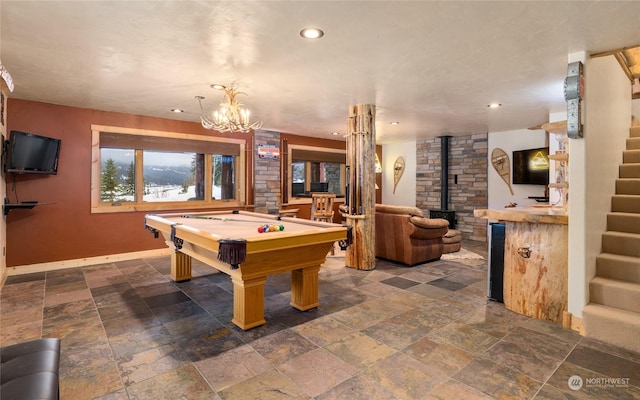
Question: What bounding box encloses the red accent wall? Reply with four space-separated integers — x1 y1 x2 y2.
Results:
6 100 254 268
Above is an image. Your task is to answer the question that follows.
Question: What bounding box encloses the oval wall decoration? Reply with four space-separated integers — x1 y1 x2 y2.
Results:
491 148 514 195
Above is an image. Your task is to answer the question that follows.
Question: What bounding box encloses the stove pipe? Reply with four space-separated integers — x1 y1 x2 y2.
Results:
440 135 450 210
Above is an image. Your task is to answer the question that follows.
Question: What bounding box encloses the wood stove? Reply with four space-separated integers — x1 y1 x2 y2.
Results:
429 135 456 228
429 209 456 229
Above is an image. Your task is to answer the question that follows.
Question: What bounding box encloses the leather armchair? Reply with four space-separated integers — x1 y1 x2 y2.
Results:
375 204 449 266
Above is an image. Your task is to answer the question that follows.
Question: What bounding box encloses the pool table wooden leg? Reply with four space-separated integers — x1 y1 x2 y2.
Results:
231 276 267 330
171 251 192 282
290 265 321 311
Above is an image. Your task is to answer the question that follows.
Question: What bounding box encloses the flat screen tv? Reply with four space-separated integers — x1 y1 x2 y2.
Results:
512 147 549 185
5 130 62 175
292 182 305 196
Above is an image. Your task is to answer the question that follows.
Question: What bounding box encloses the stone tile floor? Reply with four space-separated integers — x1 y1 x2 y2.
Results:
2 240 639 399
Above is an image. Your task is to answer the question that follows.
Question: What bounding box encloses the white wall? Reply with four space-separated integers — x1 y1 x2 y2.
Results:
487 129 547 210
381 141 416 206
568 55 631 317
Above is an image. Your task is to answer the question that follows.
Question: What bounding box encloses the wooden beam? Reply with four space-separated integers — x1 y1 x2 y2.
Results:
591 44 640 58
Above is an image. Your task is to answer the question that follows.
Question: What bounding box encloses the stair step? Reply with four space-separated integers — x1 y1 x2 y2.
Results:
583 303 640 354
615 178 640 195
611 194 640 213
620 163 640 178
631 126 640 138
628 137 640 150
590 277 640 313
602 231 640 257
623 150 640 164
607 212 640 234
596 253 640 283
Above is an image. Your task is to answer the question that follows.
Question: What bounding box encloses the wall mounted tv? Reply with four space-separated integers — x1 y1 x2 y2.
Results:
512 147 549 185
5 130 62 175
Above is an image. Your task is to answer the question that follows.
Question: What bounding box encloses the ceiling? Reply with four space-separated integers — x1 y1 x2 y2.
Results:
1 1 639 144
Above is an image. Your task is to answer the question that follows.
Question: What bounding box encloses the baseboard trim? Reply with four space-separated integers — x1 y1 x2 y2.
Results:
6 248 172 276
563 311 585 335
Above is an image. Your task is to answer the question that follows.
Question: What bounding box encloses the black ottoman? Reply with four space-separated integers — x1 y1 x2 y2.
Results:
1 338 61 400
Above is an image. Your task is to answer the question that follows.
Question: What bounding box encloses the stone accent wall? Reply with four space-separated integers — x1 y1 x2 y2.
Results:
416 133 488 242
254 130 281 214
325 163 341 194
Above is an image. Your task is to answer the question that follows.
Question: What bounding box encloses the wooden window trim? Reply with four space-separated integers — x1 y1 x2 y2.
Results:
286 144 346 206
91 124 247 214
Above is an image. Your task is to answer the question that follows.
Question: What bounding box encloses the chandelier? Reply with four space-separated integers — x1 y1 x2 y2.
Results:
195 83 263 133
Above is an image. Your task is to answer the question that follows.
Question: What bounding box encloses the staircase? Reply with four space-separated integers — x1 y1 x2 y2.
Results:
583 126 640 354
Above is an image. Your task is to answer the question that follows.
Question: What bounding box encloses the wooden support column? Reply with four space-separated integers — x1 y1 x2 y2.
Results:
344 104 376 270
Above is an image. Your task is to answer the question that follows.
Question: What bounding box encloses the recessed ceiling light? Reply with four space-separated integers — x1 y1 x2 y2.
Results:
330 131 340 136
487 103 502 108
389 121 400 125
171 108 184 113
211 84 226 90
300 28 324 39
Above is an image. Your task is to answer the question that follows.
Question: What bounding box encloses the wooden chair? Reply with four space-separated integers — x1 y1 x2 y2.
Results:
311 192 337 254
310 193 335 222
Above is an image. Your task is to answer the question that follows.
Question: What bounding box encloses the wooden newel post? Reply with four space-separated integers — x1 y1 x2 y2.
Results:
344 104 376 270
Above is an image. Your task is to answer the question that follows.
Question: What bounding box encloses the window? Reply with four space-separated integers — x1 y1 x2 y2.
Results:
213 155 236 200
287 145 346 202
91 125 246 213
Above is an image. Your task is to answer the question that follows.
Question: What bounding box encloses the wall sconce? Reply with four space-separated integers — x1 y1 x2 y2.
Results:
375 153 382 173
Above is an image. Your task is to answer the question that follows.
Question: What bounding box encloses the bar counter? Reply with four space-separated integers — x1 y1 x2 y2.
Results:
474 206 568 225
475 206 568 324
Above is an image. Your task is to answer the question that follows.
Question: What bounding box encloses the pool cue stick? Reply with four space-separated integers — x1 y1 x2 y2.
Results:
180 215 282 223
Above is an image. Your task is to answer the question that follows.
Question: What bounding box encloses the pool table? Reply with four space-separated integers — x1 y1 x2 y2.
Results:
144 210 350 330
